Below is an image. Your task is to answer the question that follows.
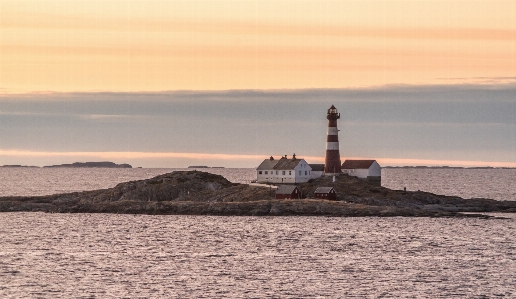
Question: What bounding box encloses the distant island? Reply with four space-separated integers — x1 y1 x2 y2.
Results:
43 162 132 168
0 165 40 168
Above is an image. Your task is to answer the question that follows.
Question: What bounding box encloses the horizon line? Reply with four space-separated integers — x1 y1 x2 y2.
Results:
1 150 515 168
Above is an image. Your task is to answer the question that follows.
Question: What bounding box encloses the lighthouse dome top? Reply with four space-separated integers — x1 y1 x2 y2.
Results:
327 105 340 120
328 105 338 114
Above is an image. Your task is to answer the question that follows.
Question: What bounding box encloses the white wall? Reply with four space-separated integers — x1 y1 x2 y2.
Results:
257 170 294 183
354 168 370 179
342 161 382 179
294 160 312 183
311 171 323 180
256 159 313 183
368 161 382 177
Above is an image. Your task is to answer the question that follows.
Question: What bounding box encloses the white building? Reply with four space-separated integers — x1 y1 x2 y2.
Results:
256 154 316 184
341 160 382 183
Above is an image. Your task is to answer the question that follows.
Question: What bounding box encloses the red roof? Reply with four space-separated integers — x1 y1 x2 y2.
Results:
341 160 376 169
314 187 335 194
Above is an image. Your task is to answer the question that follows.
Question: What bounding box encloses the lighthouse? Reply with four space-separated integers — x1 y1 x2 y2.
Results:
324 105 342 175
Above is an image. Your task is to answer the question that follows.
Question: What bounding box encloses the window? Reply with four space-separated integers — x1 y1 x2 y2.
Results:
299 171 301 175
282 171 285 175
305 171 307 175
265 171 268 174
259 171 262 174
289 171 291 175
276 171 278 175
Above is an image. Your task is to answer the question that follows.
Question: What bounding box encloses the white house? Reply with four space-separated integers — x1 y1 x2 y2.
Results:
341 160 381 184
256 154 316 184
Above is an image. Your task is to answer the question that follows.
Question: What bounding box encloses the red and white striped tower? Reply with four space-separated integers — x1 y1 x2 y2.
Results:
324 105 341 175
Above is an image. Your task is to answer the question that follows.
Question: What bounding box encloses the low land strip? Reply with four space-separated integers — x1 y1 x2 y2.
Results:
1 171 514 217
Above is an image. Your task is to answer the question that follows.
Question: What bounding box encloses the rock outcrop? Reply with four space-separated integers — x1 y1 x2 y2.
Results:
298 175 516 213
0 171 514 217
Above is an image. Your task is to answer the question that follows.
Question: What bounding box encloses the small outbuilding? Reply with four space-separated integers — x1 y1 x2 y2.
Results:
275 185 302 199
341 159 381 185
314 187 337 200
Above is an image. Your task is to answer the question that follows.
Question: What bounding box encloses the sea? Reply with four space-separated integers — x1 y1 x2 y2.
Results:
1 167 515 298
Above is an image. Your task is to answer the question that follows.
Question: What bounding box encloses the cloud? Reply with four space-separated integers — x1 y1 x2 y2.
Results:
437 76 516 84
0 111 52 116
0 149 327 164
5 81 516 100
77 114 149 121
1 84 514 167
4 8 515 42
0 150 264 160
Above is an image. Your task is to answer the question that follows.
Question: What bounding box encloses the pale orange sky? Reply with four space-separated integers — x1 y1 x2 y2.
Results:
1 0 515 93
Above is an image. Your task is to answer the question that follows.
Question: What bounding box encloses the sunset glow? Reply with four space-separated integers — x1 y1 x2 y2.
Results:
2 150 515 169
1 1 514 168
1 1 515 93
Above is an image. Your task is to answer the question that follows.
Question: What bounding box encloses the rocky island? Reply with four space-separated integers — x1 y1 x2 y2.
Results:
1 171 515 217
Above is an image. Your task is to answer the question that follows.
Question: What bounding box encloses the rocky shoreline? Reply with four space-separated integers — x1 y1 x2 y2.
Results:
1 171 514 217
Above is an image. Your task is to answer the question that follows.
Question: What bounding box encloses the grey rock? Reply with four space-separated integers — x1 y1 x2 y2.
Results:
0 171 514 218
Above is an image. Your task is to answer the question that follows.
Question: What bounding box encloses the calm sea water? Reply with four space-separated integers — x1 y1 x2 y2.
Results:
1 168 515 298
1 213 516 298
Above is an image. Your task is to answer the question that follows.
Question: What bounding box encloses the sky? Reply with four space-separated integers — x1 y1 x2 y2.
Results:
0 0 515 168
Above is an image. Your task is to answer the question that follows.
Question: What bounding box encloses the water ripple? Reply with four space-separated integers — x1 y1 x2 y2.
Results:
1 213 515 298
